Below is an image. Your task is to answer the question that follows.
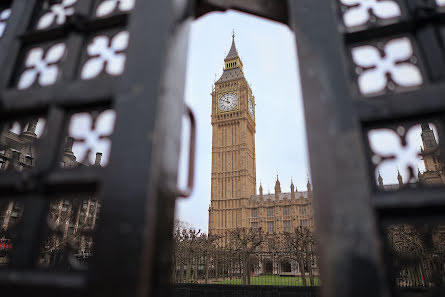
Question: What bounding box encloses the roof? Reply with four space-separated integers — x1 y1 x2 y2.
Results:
249 191 309 203
216 67 244 83
225 37 239 61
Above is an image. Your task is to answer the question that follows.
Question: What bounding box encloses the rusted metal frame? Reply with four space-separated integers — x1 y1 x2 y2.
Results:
88 1 192 297
287 1 389 297
195 0 288 24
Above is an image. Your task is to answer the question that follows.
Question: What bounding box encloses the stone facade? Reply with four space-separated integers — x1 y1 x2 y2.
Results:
0 120 101 265
418 123 444 184
208 36 314 237
247 177 314 234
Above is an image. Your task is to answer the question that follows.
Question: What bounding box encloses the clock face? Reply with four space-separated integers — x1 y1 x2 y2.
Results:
248 98 254 117
218 93 238 112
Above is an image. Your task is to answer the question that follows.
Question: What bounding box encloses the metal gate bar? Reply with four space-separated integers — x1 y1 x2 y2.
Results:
0 1 443 297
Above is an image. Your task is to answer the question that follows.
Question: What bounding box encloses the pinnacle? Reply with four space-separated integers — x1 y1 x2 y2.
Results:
224 35 239 61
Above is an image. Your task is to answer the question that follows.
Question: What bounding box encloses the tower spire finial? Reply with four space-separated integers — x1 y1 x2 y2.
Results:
378 171 384 189
397 168 403 185
232 29 235 40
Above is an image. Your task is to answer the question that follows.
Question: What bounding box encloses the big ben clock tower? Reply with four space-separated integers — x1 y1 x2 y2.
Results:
208 33 256 235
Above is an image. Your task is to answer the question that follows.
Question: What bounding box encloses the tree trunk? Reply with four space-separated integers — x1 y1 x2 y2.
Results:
172 257 176 283
205 254 209 284
186 258 191 282
247 257 251 285
308 253 315 286
192 258 195 281
242 258 248 285
308 259 314 286
215 259 219 281
299 258 307 286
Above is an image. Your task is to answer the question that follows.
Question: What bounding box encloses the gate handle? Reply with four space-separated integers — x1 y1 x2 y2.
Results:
177 106 196 198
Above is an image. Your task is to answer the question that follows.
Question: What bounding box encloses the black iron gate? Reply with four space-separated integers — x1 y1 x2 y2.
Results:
0 1 444 297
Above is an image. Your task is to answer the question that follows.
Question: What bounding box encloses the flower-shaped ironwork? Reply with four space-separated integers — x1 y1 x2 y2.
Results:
96 0 135 17
17 43 66 90
36 0 77 30
0 8 11 38
81 31 129 80
352 37 422 95
340 0 401 27
68 110 115 165
368 124 431 185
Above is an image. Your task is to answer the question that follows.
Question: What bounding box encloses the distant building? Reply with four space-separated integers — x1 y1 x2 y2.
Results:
0 119 101 266
418 123 443 184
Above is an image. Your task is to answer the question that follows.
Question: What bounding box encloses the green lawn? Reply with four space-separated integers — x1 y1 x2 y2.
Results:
217 275 321 286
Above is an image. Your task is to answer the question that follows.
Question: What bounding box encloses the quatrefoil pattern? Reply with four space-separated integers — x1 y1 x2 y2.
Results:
81 31 129 80
69 110 116 165
96 0 135 17
369 124 433 185
0 8 11 38
36 0 77 30
340 0 401 28
18 43 66 90
352 37 423 95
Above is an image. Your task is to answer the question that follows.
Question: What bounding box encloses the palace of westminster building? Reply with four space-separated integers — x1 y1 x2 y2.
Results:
208 35 444 237
0 120 101 265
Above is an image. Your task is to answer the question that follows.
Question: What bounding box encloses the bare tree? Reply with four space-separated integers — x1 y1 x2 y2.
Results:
284 227 317 286
227 228 264 285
